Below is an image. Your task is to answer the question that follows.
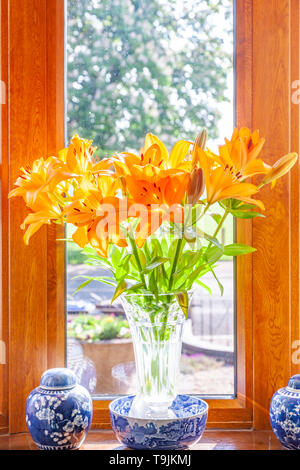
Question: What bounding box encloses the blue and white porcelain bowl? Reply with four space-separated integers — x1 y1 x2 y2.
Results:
26 368 93 450
109 394 208 450
270 374 300 450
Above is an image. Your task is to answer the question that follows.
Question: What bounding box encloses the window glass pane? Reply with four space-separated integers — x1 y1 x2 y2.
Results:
66 0 234 397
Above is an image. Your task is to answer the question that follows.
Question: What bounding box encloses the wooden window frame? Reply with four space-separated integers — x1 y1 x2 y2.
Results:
1 0 299 433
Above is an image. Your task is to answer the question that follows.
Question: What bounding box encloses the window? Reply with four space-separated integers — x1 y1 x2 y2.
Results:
66 0 235 398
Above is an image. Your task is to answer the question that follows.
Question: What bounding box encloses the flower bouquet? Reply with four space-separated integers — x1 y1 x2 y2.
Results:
9 128 297 419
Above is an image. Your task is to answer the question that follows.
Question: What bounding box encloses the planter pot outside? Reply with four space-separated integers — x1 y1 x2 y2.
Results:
80 339 134 395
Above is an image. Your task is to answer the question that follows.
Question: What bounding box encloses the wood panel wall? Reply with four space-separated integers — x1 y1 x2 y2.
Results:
252 0 300 428
5 0 65 433
0 0 9 432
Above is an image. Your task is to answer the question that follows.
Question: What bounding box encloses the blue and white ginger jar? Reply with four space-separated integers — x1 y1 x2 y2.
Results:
270 374 300 449
26 368 93 450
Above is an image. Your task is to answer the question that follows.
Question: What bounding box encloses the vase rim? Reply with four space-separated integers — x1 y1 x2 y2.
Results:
122 290 193 298
109 394 209 421
128 317 186 328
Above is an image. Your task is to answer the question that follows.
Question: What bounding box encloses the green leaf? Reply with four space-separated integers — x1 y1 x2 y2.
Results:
151 239 163 257
196 280 212 295
196 230 223 250
224 244 256 256
72 278 93 295
161 238 169 257
173 251 204 279
111 280 127 303
168 238 181 258
184 264 211 289
176 291 189 318
191 204 204 226
143 257 169 273
82 246 98 255
109 245 122 267
204 246 224 264
72 275 117 287
115 254 132 281
232 202 258 210
211 213 222 224
148 270 158 296
119 253 132 267
209 267 224 296
230 210 265 219
126 282 144 293
139 250 147 268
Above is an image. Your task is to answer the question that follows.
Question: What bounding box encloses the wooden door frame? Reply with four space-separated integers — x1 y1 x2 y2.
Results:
1 0 65 433
1 0 299 433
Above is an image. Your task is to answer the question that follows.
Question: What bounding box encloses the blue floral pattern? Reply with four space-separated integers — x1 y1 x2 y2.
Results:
270 388 300 450
109 394 208 450
26 369 92 450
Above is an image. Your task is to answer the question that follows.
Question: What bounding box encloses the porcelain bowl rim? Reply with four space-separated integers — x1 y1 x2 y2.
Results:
109 394 209 422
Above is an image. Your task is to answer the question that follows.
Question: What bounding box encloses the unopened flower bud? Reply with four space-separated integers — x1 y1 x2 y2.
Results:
192 129 207 166
262 152 298 186
119 175 127 195
188 167 205 205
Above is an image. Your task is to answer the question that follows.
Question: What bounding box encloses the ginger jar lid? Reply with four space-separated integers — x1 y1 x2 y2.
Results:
287 374 300 391
40 368 77 390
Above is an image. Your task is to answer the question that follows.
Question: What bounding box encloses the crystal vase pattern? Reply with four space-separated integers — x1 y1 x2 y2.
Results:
121 293 186 418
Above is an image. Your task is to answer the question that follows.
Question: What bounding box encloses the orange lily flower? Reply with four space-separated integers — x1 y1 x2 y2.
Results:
8 158 66 244
45 134 113 190
113 133 193 213
113 133 192 183
124 173 189 207
208 127 270 181
59 134 113 175
64 173 128 257
63 173 129 257
20 198 62 245
64 196 130 258
196 147 265 210
8 157 57 206
72 170 120 202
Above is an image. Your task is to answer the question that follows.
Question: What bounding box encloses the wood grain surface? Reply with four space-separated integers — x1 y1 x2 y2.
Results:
0 429 285 451
0 0 9 433
7 0 65 433
46 0 65 370
252 0 300 428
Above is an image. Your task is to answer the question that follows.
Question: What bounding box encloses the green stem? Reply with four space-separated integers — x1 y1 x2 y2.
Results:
168 237 184 291
207 209 229 250
143 241 151 262
129 236 147 289
168 203 211 292
213 210 229 239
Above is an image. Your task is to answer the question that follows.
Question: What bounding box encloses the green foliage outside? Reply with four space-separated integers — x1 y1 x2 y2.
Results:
68 314 131 341
67 0 233 156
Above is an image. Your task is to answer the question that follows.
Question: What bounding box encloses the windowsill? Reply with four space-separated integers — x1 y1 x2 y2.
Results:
0 430 285 450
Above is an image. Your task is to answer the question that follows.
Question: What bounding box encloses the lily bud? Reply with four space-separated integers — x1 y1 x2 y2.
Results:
261 152 298 186
188 167 205 205
119 175 127 196
192 129 207 166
